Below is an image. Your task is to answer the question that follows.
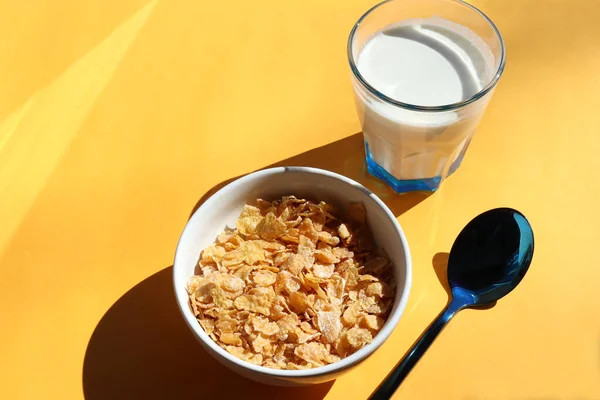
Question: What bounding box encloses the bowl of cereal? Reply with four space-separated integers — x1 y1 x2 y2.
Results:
173 166 411 386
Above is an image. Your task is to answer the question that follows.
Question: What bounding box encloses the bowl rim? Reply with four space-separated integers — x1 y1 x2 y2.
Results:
173 166 412 377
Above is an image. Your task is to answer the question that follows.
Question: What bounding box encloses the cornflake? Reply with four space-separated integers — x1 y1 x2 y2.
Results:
187 196 395 370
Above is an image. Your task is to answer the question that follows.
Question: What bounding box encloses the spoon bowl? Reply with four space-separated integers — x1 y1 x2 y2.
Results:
449 208 534 306
370 207 534 399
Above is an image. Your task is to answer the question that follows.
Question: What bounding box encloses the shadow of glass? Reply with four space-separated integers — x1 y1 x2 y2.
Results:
82 266 334 400
190 133 431 219
83 134 431 399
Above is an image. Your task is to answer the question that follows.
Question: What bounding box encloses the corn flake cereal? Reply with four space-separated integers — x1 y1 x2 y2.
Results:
187 196 395 370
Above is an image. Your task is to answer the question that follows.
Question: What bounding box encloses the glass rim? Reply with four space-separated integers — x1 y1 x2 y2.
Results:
347 0 506 112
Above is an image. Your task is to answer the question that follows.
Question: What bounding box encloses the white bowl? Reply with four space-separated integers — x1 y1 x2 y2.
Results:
173 166 412 386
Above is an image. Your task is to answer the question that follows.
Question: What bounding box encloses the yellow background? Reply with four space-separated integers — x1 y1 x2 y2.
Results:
0 0 598 399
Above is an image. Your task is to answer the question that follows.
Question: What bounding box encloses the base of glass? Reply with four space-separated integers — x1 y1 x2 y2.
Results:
365 142 464 193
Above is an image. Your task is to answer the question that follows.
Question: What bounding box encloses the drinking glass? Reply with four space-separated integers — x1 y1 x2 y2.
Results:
348 0 505 192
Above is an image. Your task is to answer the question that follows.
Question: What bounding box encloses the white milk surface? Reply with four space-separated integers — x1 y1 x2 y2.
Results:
355 18 495 181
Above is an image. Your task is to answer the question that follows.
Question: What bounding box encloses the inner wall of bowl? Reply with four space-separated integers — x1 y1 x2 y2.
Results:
174 167 409 372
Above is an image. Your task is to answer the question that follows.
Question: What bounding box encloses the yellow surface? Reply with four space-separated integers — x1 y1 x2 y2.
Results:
0 0 598 398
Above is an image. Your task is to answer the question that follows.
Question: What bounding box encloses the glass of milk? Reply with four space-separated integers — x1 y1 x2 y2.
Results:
348 0 505 192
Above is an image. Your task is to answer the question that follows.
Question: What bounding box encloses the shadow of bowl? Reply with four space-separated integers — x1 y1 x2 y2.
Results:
82 266 334 400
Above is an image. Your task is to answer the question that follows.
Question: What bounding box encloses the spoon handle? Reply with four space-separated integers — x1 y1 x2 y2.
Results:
368 298 463 400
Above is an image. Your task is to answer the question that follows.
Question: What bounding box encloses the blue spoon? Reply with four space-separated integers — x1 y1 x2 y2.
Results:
369 208 534 399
